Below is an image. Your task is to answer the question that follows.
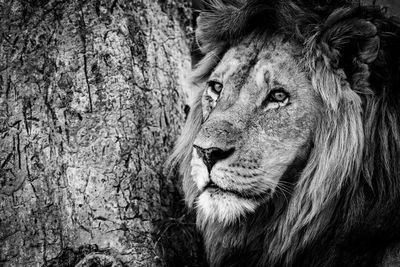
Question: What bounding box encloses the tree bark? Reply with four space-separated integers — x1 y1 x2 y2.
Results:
0 0 195 266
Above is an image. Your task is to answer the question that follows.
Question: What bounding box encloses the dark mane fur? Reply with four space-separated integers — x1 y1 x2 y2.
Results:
169 0 400 266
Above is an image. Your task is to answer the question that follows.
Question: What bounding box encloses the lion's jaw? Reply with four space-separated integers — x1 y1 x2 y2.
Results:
191 149 260 225
189 37 320 226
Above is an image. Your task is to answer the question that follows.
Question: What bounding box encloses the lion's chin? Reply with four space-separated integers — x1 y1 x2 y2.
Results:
196 190 259 226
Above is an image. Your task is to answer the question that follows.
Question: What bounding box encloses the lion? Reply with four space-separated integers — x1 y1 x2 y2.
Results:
168 0 400 266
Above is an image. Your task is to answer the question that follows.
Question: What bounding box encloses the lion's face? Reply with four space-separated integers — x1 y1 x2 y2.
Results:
191 37 321 224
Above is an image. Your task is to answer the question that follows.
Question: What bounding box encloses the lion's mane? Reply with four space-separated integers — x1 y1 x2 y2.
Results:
169 0 400 266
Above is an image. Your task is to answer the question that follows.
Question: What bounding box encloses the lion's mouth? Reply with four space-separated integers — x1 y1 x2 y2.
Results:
203 180 273 202
204 180 218 190
204 180 251 199
204 180 234 194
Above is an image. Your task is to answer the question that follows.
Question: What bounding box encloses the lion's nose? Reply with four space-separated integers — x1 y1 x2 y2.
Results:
194 145 235 172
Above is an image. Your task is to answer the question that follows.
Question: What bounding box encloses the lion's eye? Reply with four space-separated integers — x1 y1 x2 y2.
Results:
262 88 290 110
207 81 223 95
267 89 289 103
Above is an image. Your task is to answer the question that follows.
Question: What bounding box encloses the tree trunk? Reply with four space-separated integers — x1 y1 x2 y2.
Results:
0 0 197 266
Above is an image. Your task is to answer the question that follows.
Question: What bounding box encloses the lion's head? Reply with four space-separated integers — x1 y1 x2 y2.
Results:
191 36 318 225
169 1 400 266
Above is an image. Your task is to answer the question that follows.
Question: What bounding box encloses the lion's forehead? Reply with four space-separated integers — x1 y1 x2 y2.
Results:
213 37 301 87
210 43 257 82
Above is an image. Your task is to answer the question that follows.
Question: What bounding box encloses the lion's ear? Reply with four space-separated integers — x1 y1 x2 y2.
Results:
317 8 381 75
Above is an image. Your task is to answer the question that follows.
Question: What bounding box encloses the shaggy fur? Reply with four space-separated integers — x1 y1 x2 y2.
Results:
169 0 400 266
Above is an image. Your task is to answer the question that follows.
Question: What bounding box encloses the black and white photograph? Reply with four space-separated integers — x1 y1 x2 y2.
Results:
1 0 400 266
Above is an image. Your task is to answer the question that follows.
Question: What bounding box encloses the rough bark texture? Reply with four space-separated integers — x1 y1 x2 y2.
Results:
0 0 196 266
